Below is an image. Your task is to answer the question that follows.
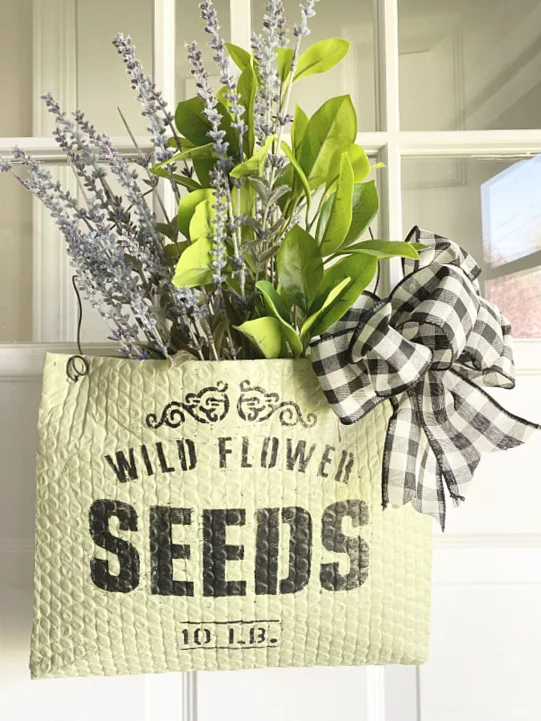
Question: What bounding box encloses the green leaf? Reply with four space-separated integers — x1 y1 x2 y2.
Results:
344 180 379 244
280 141 311 208
300 95 357 190
233 182 256 241
150 165 202 191
156 218 179 241
337 239 421 260
238 64 257 156
173 143 215 161
164 240 190 261
230 135 275 179
319 153 354 256
294 39 350 83
300 276 351 341
326 144 370 192
276 48 294 84
172 236 214 287
276 225 323 312
225 42 252 72
256 280 291 321
192 158 214 187
175 96 238 155
234 317 284 359
189 199 216 242
177 189 213 238
167 136 196 150
292 104 309 157
309 255 378 333
256 280 303 356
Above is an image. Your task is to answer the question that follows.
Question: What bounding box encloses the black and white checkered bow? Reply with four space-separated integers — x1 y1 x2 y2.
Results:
311 227 539 530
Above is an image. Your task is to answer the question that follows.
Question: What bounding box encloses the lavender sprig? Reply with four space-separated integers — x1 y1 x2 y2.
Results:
1 149 169 357
186 36 247 299
199 0 247 161
113 33 181 202
251 1 283 144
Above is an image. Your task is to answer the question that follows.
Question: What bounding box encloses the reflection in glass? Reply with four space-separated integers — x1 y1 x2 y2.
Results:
402 156 541 339
481 156 541 267
398 0 541 130
251 0 375 130
486 268 541 339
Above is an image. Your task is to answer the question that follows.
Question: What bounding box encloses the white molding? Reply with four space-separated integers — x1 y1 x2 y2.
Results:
366 666 386 721
0 136 154 162
0 338 539 380
0 343 117 380
32 0 78 342
374 0 402 293
398 129 541 156
182 672 198 721
230 0 251 49
153 0 177 219
434 533 541 549
374 0 400 135
5 130 541 160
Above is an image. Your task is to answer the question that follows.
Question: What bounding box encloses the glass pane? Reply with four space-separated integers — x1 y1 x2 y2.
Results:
76 0 154 136
0 0 32 136
402 155 541 338
398 0 541 130
0 0 153 137
176 0 231 102
251 0 376 130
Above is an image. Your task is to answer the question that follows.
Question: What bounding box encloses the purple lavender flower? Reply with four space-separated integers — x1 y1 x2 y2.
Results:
113 33 180 201
199 0 247 160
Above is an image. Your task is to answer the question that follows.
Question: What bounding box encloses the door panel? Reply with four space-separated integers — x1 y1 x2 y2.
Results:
0 349 184 720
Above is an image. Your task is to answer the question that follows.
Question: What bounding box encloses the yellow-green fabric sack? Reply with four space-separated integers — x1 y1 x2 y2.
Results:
31 353 432 679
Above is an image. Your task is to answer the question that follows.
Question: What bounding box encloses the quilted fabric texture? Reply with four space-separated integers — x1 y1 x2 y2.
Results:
31 354 432 679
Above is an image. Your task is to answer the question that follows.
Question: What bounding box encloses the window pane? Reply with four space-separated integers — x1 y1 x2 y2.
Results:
0 0 32 136
0 0 153 138
251 0 376 130
398 0 541 130
176 0 231 102
76 0 153 136
402 155 541 338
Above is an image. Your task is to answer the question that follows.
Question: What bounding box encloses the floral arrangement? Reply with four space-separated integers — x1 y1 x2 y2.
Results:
1 0 422 361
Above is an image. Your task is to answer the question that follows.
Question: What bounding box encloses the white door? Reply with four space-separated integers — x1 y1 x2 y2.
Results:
1 0 541 719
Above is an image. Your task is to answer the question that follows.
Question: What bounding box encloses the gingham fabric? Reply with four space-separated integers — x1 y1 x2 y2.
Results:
311 227 539 530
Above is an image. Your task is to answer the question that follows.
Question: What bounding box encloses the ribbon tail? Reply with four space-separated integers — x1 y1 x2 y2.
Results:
411 448 447 532
446 369 540 449
383 392 447 529
415 371 539 513
382 394 418 510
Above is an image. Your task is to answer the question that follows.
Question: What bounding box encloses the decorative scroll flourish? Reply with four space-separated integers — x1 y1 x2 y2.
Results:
237 380 317 428
146 382 230 428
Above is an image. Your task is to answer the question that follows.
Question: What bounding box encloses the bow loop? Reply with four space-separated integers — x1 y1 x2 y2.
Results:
349 300 432 395
404 226 482 285
392 264 480 367
311 227 539 530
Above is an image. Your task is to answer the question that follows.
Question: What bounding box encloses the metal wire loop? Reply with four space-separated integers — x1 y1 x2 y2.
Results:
65 275 89 383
